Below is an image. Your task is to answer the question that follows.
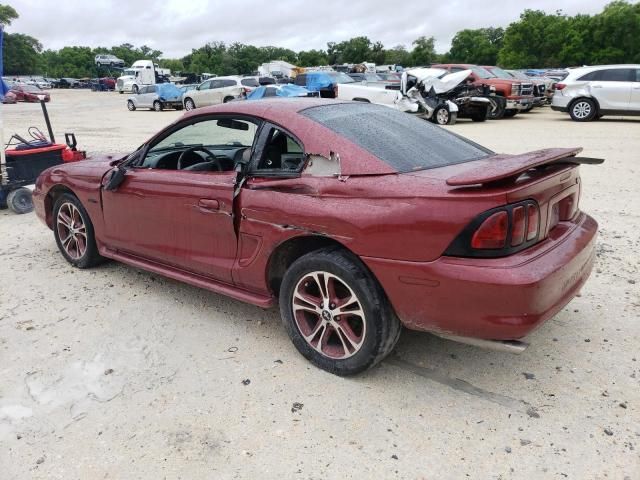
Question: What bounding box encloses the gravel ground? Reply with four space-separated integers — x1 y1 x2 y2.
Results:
1 90 639 479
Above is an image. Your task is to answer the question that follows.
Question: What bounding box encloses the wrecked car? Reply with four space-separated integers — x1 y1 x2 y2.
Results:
33 100 600 376
337 68 492 125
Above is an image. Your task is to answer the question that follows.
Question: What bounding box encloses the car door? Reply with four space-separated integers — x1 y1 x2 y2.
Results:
631 68 640 112
205 80 226 105
191 80 212 106
589 68 633 110
101 115 260 283
136 86 153 108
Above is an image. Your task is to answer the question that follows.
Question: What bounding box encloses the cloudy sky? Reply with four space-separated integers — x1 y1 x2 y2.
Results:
8 0 615 57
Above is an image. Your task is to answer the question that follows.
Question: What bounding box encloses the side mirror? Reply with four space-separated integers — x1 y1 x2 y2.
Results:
104 166 127 191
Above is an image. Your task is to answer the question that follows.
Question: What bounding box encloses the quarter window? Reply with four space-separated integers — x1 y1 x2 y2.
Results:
255 128 304 173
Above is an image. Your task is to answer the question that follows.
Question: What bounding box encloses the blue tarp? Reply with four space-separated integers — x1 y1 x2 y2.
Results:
304 72 334 92
247 84 311 100
156 83 183 101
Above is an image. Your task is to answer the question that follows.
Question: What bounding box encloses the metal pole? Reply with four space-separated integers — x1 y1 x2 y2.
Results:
40 100 55 144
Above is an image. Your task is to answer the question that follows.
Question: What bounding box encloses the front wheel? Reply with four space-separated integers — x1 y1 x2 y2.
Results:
127 100 136 111
487 96 506 119
223 96 234 103
53 194 104 268
153 100 162 112
569 98 597 122
279 248 401 376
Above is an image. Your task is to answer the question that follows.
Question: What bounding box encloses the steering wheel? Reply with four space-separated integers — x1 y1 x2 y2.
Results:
177 146 221 171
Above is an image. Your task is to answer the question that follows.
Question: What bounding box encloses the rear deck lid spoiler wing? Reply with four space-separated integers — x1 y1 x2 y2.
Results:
446 148 604 186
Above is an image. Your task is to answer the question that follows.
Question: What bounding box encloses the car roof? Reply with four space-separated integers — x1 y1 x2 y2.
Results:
565 64 640 79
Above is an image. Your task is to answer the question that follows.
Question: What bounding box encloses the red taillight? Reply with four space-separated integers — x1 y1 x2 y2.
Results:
511 206 526 246
527 204 539 241
471 211 508 249
555 83 566 90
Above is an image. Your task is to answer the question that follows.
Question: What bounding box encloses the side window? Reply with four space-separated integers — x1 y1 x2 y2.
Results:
210 80 223 89
450 67 465 72
599 69 633 82
636 69 640 82
256 127 304 173
221 79 237 87
141 118 259 172
199 81 211 90
577 70 601 81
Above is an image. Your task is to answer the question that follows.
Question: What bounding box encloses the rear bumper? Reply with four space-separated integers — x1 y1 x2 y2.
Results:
363 213 598 340
551 105 568 112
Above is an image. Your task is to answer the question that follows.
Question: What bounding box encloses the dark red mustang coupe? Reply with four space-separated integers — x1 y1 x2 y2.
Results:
33 99 599 375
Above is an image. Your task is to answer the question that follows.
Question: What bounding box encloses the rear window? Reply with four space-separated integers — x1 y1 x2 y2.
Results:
302 103 492 172
329 72 355 84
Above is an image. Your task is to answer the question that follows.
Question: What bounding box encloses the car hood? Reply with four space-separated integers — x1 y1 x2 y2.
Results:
49 153 123 178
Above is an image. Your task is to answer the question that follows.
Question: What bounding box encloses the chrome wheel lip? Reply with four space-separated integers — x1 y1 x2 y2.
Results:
292 271 366 360
573 101 592 119
56 202 87 260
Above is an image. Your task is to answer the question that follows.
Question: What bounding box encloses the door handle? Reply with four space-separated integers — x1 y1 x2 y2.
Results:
198 199 220 210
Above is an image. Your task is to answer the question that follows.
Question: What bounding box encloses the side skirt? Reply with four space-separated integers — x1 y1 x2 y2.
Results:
100 246 275 308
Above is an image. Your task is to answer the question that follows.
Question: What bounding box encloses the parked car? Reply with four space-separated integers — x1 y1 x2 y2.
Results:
294 71 356 98
507 70 555 104
95 54 125 68
214 75 260 94
57 78 80 89
347 72 388 84
33 99 600 375
377 72 402 85
90 77 116 91
10 84 51 102
2 91 17 104
26 76 52 89
127 83 184 111
551 65 640 121
182 78 244 110
483 66 545 109
433 64 534 118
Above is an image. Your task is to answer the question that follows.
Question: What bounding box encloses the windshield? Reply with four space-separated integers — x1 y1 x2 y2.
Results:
507 70 528 80
302 103 492 173
471 66 495 79
488 67 513 80
364 73 383 81
123 69 136 76
330 72 355 84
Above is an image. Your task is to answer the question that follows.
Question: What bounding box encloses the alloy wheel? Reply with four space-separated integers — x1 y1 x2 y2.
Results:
292 271 366 359
572 101 592 119
436 108 449 125
56 202 87 260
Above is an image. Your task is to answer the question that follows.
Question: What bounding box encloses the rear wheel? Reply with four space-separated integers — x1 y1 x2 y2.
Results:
223 96 234 103
127 100 136 111
153 100 162 112
279 247 401 376
569 98 597 122
432 106 456 125
503 109 518 118
53 194 104 268
184 98 195 111
471 108 488 122
7 188 33 214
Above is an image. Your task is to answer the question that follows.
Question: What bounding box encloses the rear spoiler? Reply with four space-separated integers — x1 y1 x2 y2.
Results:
446 148 604 187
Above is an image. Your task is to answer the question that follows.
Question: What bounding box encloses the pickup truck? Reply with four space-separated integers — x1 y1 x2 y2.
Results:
432 64 534 118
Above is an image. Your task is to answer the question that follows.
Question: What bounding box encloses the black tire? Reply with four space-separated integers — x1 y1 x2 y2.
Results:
127 100 136 111
184 98 195 111
53 193 104 268
153 100 162 112
119 91 124 94
487 96 506 119
503 109 518 118
223 96 234 103
471 108 488 122
7 188 33 214
569 98 597 122
279 247 402 376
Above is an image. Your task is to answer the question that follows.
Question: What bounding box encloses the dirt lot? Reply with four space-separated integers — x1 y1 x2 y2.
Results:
1 90 639 479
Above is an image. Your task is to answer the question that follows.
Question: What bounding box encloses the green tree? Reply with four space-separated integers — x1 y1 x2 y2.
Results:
410 36 436 66
297 49 329 67
3 33 42 75
589 1 640 64
328 36 375 64
384 45 411 66
0 3 18 25
448 27 504 65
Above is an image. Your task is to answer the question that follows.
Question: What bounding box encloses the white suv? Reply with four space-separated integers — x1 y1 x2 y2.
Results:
552 64 640 121
182 78 245 111
95 54 125 68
